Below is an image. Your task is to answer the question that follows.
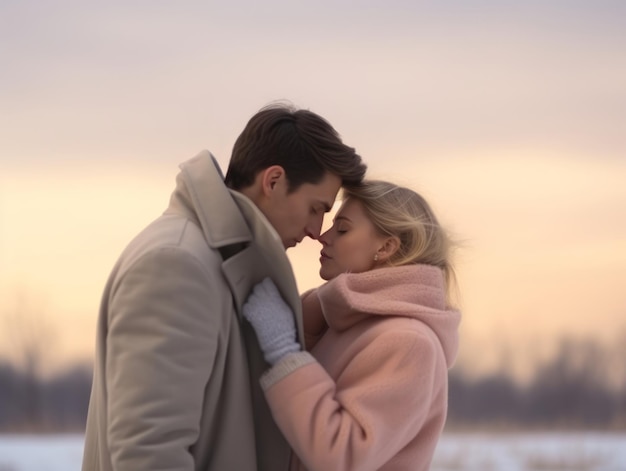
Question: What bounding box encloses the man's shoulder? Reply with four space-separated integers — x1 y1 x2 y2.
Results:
116 214 220 275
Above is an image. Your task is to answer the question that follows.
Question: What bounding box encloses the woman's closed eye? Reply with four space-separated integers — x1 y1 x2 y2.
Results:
335 224 349 235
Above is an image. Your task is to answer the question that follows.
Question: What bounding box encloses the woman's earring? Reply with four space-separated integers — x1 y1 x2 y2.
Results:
374 253 379 261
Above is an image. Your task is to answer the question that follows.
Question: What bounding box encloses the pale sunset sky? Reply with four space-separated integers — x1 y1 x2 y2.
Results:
1 1 625 378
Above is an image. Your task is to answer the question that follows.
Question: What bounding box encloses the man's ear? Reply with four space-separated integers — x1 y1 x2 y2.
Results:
260 165 286 196
376 236 401 263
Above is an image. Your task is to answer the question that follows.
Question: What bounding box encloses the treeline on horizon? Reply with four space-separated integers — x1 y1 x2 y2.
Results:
0 336 625 433
447 336 626 430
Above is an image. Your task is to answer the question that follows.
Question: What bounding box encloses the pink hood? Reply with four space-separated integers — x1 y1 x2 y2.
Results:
317 264 461 367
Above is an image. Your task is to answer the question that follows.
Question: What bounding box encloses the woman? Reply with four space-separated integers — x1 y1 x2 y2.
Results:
243 180 461 471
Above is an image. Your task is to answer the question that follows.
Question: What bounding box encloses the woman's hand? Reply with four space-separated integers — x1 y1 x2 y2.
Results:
243 278 301 365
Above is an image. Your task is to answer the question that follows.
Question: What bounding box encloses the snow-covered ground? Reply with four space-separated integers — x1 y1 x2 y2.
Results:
0 434 83 470
0 432 625 470
431 431 626 470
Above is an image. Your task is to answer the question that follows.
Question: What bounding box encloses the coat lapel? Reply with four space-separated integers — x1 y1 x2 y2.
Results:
225 191 305 345
171 149 304 343
164 150 307 471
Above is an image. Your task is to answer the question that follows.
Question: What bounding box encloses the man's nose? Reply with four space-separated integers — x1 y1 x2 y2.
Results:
305 227 320 240
305 220 323 240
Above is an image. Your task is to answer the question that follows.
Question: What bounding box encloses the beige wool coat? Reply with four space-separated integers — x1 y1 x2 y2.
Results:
82 151 304 471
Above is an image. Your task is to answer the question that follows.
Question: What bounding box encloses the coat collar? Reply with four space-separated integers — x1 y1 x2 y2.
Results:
317 265 460 366
165 150 304 346
166 150 252 249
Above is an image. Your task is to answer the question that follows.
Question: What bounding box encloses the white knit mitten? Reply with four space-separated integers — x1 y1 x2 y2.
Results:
242 278 301 365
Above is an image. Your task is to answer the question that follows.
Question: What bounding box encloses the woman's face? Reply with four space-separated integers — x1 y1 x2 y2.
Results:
318 198 387 280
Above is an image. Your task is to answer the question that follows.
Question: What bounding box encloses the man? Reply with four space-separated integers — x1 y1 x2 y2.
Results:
81 103 366 471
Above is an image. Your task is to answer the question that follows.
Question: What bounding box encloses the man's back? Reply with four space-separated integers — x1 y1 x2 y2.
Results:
82 208 260 470
82 153 299 470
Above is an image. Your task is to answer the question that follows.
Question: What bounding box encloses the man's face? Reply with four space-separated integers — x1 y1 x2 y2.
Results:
260 171 341 249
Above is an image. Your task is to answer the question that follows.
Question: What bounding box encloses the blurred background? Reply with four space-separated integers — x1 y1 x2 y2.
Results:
1 0 625 439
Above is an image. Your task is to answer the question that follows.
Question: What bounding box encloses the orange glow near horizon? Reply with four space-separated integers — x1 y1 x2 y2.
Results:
2 150 624 379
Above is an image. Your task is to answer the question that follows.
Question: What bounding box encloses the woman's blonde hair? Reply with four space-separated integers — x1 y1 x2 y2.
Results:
343 180 458 303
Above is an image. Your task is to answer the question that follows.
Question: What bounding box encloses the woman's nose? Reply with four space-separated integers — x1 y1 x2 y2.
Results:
318 229 331 246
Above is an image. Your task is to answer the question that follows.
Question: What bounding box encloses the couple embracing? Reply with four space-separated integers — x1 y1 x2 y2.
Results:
82 102 461 471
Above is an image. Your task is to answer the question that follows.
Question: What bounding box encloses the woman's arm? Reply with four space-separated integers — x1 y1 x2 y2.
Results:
261 329 440 471
243 279 442 471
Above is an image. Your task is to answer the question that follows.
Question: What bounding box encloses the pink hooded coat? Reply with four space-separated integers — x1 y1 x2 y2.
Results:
259 264 461 471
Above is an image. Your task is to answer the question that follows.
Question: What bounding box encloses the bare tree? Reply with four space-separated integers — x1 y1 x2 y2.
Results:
1 288 56 430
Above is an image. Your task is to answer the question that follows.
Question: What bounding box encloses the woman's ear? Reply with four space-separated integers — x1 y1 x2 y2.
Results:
376 236 401 263
260 165 286 196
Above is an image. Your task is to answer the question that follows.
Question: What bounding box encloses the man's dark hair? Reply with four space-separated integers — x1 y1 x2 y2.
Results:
225 102 366 192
